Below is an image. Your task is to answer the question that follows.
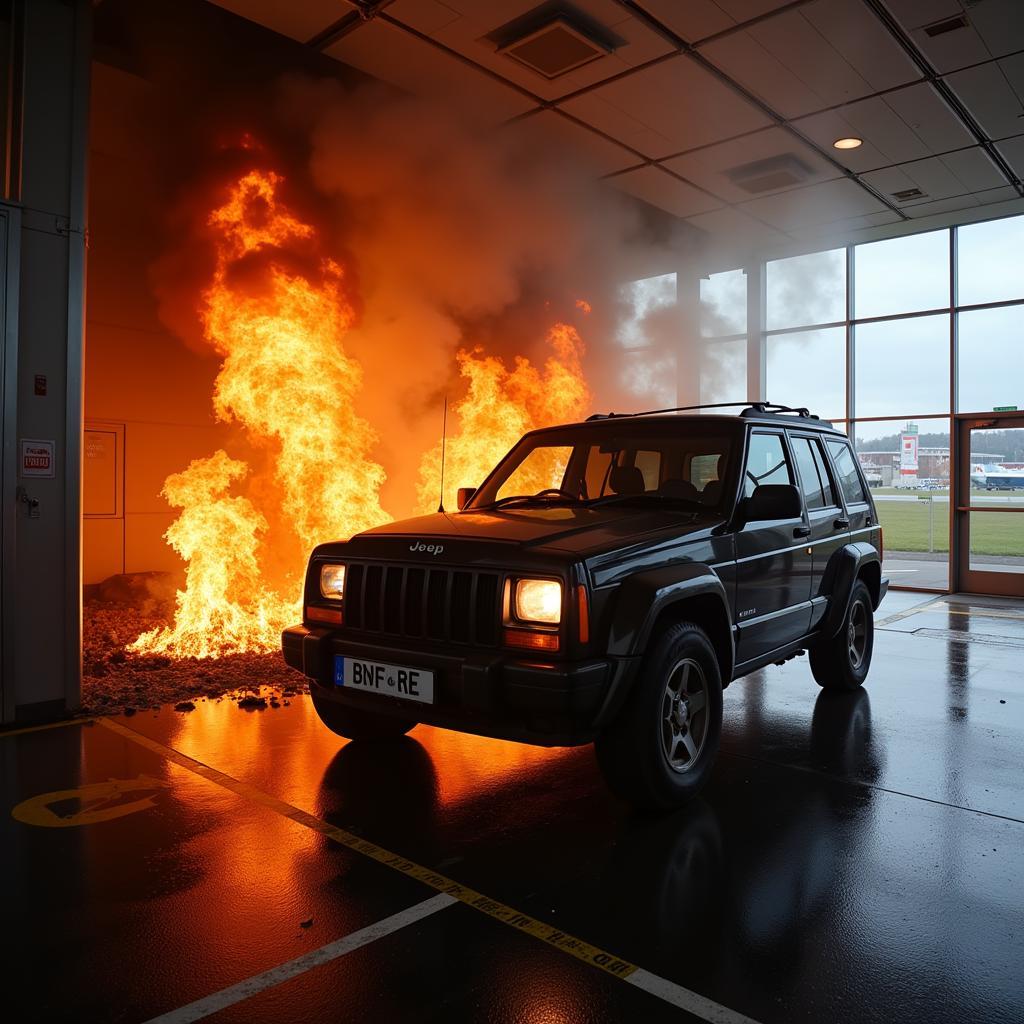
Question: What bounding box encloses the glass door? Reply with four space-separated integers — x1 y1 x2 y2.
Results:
954 415 1024 596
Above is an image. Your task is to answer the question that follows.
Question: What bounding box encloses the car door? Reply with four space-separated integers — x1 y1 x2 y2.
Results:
790 432 850 631
734 430 813 666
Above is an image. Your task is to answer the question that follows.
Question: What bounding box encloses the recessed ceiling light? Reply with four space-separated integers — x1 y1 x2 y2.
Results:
833 137 863 150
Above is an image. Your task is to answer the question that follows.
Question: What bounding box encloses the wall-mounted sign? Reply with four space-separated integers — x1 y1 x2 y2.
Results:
993 405 1018 412
20 438 55 478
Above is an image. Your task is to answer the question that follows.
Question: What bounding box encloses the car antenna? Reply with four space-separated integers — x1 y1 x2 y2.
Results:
437 394 448 514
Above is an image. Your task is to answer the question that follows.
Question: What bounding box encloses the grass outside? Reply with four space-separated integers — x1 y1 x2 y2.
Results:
875 501 1023 555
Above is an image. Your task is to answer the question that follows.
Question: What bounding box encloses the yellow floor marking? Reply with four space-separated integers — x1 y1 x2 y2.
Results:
97 718 637 981
0 716 93 739
11 775 170 827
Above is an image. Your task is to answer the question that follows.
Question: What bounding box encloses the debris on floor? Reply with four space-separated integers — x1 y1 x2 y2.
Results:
81 574 307 715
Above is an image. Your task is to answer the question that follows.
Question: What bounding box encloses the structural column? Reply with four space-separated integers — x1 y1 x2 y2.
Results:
2 0 90 722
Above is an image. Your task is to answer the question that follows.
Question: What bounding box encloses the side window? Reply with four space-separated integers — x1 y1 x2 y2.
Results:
743 433 792 498
634 450 661 490
810 440 837 507
792 437 836 510
689 453 721 490
827 440 869 505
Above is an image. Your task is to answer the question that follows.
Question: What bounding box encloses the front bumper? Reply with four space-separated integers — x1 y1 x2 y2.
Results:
282 625 632 746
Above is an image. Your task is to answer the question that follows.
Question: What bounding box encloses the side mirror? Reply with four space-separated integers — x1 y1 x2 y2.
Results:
456 486 477 511
745 483 802 522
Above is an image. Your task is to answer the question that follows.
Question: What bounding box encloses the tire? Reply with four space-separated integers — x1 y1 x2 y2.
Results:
595 622 723 811
809 579 874 691
311 691 415 740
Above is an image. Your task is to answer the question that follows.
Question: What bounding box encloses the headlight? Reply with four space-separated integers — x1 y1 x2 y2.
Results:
514 578 562 625
319 563 346 600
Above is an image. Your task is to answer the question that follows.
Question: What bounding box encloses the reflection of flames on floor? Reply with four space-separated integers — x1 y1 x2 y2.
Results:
120 161 591 663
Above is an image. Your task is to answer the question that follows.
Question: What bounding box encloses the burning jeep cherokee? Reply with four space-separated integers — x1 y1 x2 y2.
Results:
283 403 888 809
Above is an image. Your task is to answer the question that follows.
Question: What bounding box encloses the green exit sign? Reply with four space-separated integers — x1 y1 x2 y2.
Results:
993 405 1018 412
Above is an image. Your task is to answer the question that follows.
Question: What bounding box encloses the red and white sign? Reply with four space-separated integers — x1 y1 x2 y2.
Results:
899 433 919 476
20 439 55 478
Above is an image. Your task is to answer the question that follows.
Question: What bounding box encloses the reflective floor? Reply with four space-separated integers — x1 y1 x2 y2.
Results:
4 592 1024 1023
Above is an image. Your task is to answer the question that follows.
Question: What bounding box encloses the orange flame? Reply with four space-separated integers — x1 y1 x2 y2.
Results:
132 169 390 657
417 322 590 511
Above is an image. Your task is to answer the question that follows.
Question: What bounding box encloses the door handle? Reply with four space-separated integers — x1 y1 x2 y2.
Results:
834 517 850 529
794 525 811 538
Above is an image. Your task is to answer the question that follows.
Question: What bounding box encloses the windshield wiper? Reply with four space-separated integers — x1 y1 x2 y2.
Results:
484 490 582 511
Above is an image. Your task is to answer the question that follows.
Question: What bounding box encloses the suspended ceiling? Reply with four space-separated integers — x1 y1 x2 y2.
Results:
209 0 1024 252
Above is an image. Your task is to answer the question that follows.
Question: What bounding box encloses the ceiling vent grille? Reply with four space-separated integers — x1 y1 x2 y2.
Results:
924 15 968 37
892 187 926 201
497 17 611 78
725 154 814 194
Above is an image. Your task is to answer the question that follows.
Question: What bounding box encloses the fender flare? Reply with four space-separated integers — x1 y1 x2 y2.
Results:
605 563 735 679
819 542 882 640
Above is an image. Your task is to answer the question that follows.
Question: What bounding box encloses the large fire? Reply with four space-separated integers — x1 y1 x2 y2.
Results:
416 321 590 512
132 165 591 659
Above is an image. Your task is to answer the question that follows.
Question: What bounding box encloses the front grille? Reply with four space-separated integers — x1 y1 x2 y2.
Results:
343 562 500 646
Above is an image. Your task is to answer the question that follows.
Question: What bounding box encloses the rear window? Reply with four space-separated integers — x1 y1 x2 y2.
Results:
827 440 869 505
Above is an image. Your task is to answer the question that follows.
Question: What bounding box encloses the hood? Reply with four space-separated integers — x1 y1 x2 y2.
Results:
341 504 721 560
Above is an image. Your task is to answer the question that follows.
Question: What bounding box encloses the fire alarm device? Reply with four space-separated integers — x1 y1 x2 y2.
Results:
34 374 47 396
20 438 56 478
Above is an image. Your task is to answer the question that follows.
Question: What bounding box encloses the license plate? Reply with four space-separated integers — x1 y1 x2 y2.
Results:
334 656 434 705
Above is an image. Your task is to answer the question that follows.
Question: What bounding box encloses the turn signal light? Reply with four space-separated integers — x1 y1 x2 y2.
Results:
504 628 559 652
306 605 342 625
577 585 590 644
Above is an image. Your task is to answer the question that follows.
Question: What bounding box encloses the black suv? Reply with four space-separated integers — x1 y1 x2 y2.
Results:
283 403 888 809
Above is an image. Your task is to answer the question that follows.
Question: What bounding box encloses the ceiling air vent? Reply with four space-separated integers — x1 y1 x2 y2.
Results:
892 187 926 201
497 17 611 79
725 154 814 195
924 15 968 37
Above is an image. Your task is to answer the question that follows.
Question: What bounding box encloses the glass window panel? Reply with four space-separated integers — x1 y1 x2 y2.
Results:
618 273 676 350
700 268 747 337
957 305 1024 413
854 230 949 319
765 327 845 420
700 338 747 405
853 418 950 589
968 512 1024 574
794 437 829 509
827 441 869 505
743 433 792 498
810 440 838 507
622 351 676 409
957 216 1024 307
854 314 950 418
766 248 846 330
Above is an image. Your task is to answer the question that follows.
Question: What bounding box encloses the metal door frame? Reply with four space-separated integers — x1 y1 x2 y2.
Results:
953 412 1024 597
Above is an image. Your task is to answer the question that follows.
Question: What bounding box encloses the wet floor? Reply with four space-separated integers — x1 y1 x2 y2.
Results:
4 592 1024 1023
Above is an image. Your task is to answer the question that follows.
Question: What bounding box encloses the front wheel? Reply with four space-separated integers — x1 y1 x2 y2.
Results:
311 691 416 740
808 579 874 690
595 622 723 811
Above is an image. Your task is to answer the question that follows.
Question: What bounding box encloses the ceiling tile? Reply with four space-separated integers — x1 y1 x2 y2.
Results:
387 0 463 34
325 18 537 122
662 126 840 203
631 0 734 42
701 0 918 119
512 110 641 175
943 60 1024 140
976 185 1021 205
792 82 973 172
968 0 1024 60
610 165 724 217
210 0 356 42
685 203 791 253
903 194 980 218
788 208 903 244
996 134 1024 177
560 54 772 158
392 0 675 103
938 147 1007 191
888 0 1024 72
738 176 887 229
861 149 1005 208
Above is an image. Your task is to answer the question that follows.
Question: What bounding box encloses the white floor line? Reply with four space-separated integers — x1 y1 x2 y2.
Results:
143 893 457 1024
627 969 765 1024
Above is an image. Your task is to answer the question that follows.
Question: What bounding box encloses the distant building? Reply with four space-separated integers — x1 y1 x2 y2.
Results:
856 449 1002 487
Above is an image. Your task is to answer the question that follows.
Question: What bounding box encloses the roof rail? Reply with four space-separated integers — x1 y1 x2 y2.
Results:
587 401 820 421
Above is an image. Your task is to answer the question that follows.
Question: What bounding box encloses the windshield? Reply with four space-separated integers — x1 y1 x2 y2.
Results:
466 420 739 513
